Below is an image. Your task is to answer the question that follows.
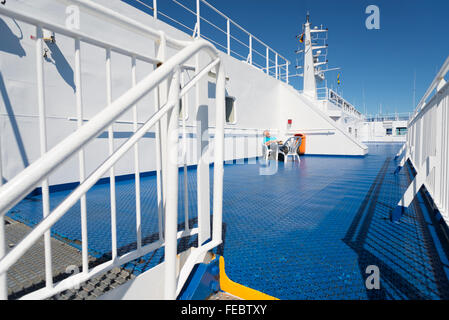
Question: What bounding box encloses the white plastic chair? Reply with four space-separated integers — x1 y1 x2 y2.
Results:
279 136 302 163
262 142 278 161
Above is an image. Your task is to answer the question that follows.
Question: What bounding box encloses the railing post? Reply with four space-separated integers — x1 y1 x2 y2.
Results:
105 47 118 260
248 35 252 65
36 26 53 289
444 103 449 217
226 19 230 55
433 101 442 207
131 56 142 251
74 37 89 274
164 68 180 300
266 47 269 75
155 34 167 241
0 214 5 300
0 137 5 299
275 53 278 79
195 51 211 246
196 0 200 38
180 71 189 233
213 61 225 243
153 0 157 20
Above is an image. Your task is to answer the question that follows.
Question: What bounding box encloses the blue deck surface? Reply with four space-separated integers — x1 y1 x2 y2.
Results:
7 143 449 299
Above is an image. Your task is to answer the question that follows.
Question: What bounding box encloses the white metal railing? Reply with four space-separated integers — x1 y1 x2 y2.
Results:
316 87 329 101
414 56 449 116
394 55 449 223
319 88 363 119
126 0 291 84
364 113 411 122
0 2 225 300
328 88 363 119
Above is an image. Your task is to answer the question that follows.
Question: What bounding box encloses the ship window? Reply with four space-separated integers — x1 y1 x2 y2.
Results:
386 128 392 136
396 127 407 136
225 96 236 124
348 127 352 134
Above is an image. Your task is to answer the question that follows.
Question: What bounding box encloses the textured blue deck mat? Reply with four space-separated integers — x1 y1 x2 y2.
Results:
7 143 449 299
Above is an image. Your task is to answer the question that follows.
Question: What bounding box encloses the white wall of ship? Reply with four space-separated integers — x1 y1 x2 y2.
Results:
359 120 408 142
0 0 367 187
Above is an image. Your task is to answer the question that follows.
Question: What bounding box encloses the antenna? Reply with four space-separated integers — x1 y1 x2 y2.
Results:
413 70 416 108
362 86 366 116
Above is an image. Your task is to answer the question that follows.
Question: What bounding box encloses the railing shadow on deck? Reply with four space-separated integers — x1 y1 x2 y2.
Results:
343 157 449 300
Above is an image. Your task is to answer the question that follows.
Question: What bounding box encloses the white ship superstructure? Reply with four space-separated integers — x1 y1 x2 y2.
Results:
294 15 366 143
0 1 368 188
360 113 409 143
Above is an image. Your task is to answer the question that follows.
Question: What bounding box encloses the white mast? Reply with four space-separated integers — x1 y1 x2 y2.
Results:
303 14 317 100
299 13 329 101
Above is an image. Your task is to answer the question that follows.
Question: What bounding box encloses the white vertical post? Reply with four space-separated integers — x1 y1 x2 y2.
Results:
36 26 53 289
153 0 158 20
181 72 189 232
105 48 117 260
248 35 252 65
195 53 211 246
213 62 225 243
155 35 167 241
164 68 180 300
286 62 289 84
196 0 200 38
226 19 230 56
433 107 441 204
0 136 6 299
266 47 269 74
131 56 142 251
74 38 89 274
418 117 423 168
444 104 449 215
0 218 5 300
275 53 278 79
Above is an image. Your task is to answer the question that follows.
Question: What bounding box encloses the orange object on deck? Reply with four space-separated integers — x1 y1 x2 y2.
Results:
294 133 306 154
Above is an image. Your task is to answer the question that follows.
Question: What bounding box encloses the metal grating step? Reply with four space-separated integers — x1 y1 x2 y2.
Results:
207 291 242 300
48 267 135 300
5 217 136 300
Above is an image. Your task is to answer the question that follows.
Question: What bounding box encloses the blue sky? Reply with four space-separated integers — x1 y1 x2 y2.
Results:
126 0 449 115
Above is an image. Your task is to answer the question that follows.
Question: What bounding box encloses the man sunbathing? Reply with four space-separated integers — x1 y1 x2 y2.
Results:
263 130 280 146
263 130 288 153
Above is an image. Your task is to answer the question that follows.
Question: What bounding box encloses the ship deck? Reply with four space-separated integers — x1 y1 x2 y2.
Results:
6 143 449 299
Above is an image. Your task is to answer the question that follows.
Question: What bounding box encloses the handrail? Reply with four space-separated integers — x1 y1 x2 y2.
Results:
393 54 449 224
326 88 363 118
0 40 216 216
58 0 190 50
364 113 411 122
197 0 290 63
414 55 449 116
125 0 291 83
0 6 160 65
0 3 225 300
